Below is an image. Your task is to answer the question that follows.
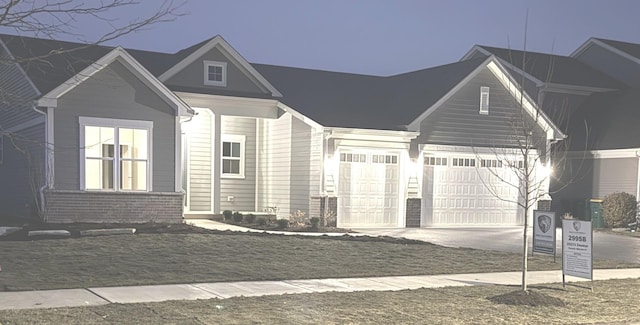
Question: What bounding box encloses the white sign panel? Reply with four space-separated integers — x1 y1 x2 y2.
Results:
533 211 556 255
562 219 593 279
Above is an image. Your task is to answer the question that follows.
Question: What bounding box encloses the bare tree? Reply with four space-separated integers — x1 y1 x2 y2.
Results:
0 0 184 221
472 42 591 291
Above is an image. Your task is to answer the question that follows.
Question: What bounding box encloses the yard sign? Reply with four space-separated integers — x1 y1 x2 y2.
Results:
533 210 556 256
562 219 593 288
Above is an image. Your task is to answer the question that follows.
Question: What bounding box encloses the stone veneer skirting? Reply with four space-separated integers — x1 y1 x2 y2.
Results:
405 198 421 227
44 190 184 223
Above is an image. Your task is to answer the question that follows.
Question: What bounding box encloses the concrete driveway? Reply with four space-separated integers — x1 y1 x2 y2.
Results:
354 227 640 264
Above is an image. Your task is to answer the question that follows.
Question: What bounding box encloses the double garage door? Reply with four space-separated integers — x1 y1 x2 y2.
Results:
422 155 524 226
337 151 400 227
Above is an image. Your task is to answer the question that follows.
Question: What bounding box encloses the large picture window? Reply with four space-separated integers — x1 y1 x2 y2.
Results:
80 117 152 191
222 134 244 178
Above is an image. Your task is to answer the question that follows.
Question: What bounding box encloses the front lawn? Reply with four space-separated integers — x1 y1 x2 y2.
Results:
0 225 635 291
1 278 639 324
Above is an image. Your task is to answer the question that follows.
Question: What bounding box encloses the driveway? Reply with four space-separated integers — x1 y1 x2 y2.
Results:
354 227 640 264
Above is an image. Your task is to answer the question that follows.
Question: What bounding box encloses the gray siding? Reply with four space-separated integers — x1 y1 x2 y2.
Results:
576 44 640 87
220 116 257 211
0 124 45 219
417 67 546 149
54 59 176 192
185 108 212 212
166 47 267 96
0 44 41 129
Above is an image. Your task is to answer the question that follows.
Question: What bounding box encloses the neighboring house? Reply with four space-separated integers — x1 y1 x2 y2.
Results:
0 34 566 227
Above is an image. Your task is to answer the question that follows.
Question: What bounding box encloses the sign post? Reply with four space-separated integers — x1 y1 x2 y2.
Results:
562 219 593 290
533 211 556 262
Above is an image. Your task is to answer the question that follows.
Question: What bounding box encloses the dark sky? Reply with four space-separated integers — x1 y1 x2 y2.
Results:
5 0 640 76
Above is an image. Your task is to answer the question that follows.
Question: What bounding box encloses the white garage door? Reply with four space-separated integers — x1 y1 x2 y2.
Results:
338 151 399 227
422 156 523 226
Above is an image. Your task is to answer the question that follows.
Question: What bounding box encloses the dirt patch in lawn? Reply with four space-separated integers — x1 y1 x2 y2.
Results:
488 289 566 306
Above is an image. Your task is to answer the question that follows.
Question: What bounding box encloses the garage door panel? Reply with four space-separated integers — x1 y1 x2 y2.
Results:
423 156 522 226
338 151 399 227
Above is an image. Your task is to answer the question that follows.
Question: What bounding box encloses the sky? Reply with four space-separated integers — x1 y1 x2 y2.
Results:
6 0 640 76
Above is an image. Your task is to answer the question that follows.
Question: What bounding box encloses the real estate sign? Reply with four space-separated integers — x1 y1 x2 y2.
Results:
562 219 593 280
533 211 556 255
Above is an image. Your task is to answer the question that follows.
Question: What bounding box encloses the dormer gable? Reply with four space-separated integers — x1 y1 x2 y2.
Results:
159 35 282 98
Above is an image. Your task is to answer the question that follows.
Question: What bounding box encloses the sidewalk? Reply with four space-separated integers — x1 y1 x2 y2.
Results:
1 268 639 310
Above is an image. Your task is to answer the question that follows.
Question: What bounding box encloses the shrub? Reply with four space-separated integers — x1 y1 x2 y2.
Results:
223 210 233 221
310 217 320 230
276 219 289 229
256 217 267 226
322 210 337 227
602 192 637 227
289 210 308 228
245 213 256 224
233 211 243 223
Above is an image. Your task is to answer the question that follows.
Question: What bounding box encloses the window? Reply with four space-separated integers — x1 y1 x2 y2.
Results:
372 154 398 164
204 60 227 87
80 117 152 191
480 159 503 168
340 153 367 163
222 135 245 178
452 157 476 167
425 156 447 166
480 86 490 115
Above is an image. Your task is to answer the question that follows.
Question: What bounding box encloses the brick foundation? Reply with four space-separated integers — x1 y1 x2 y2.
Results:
405 198 421 227
44 190 184 223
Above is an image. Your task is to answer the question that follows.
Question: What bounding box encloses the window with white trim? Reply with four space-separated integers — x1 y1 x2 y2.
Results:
204 60 227 87
80 117 152 191
480 86 490 115
222 135 245 178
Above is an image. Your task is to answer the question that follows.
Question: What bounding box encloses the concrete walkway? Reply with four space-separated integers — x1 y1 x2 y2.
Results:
1 268 638 310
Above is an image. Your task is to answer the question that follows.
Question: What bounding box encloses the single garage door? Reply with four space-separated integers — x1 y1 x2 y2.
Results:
338 151 399 227
422 155 524 226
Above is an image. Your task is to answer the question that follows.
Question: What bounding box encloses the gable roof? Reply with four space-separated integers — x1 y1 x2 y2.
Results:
462 45 625 90
595 38 640 60
158 35 282 97
0 34 191 115
254 58 486 131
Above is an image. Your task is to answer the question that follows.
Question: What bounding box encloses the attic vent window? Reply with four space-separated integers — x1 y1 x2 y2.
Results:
479 86 490 115
204 60 227 87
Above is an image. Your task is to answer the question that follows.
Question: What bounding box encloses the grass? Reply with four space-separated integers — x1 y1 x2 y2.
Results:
1 278 639 324
0 226 635 291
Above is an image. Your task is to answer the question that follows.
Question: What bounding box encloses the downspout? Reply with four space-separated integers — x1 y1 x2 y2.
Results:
31 105 49 220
